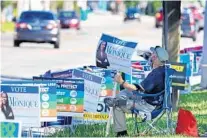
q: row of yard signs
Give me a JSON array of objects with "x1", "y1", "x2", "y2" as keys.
[
  {"x1": 0, "y1": 34, "x2": 138, "y2": 137},
  {"x1": 0, "y1": 34, "x2": 200, "y2": 137}
]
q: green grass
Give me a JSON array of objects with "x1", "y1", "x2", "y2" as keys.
[
  {"x1": 1, "y1": 22, "x2": 15, "y2": 32},
  {"x1": 49, "y1": 90, "x2": 207, "y2": 137}
]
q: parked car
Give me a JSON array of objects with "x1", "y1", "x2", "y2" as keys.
[
  {"x1": 58, "y1": 11, "x2": 80, "y2": 30},
  {"x1": 181, "y1": 9, "x2": 197, "y2": 41},
  {"x1": 155, "y1": 8, "x2": 163, "y2": 28},
  {"x1": 124, "y1": 7, "x2": 141, "y2": 22},
  {"x1": 14, "y1": 11, "x2": 60, "y2": 48}
]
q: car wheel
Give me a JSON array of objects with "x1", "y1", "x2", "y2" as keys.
[
  {"x1": 14, "y1": 40, "x2": 21, "y2": 47},
  {"x1": 54, "y1": 42, "x2": 59, "y2": 49},
  {"x1": 124, "y1": 18, "x2": 127, "y2": 22}
]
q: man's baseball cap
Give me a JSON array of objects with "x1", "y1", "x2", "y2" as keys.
[{"x1": 150, "y1": 46, "x2": 169, "y2": 62}]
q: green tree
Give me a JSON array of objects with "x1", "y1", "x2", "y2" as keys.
[
  {"x1": 152, "y1": 1, "x2": 162, "y2": 11},
  {"x1": 124, "y1": 1, "x2": 139, "y2": 8},
  {"x1": 56, "y1": 0, "x2": 64, "y2": 11},
  {"x1": 1, "y1": 1, "x2": 15, "y2": 11}
]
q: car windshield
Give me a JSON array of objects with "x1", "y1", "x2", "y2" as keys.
[
  {"x1": 20, "y1": 12, "x2": 54, "y2": 21},
  {"x1": 59, "y1": 11, "x2": 76, "y2": 18}
]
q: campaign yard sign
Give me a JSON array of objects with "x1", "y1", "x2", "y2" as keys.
[
  {"x1": 0, "y1": 84, "x2": 41, "y2": 127},
  {"x1": 33, "y1": 77, "x2": 85, "y2": 117},
  {"x1": 56, "y1": 79, "x2": 84, "y2": 117},
  {"x1": 0, "y1": 121, "x2": 22, "y2": 138},
  {"x1": 41, "y1": 69, "x2": 74, "y2": 79},
  {"x1": 170, "y1": 63, "x2": 188, "y2": 90},
  {"x1": 73, "y1": 69, "x2": 102, "y2": 112},
  {"x1": 96, "y1": 34, "x2": 138, "y2": 74},
  {"x1": 1, "y1": 81, "x2": 57, "y2": 122}
]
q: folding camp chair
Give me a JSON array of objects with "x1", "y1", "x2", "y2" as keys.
[{"x1": 131, "y1": 64, "x2": 176, "y2": 135}]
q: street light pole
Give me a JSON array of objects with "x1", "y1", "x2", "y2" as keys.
[{"x1": 201, "y1": 1, "x2": 207, "y2": 89}]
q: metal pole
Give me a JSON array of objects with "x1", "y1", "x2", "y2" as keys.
[
  {"x1": 201, "y1": 1, "x2": 207, "y2": 88},
  {"x1": 163, "y1": 1, "x2": 168, "y2": 51}
]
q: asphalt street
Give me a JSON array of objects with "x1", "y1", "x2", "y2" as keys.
[{"x1": 0, "y1": 13, "x2": 204, "y2": 78}]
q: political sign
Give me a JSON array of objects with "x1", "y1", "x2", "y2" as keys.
[
  {"x1": 170, "y1": 62, "x2": 188, "y2": 90},
  {"x1": 96, "y1": 34, "x2": 138, "y2": 74},
  {"x1": 1, "y1": 81, "x2": 57, "y2": 122},
  {"x1": 0, "y1": 84, "x2": 41, "y2": 127},
  {"x1": 33, "y1": 77, "x2": 84, "y2": 117},
  {"x1": 0, "y1": 120, "x2": 22, "y2": 138},
  {"x1": 73, "y1": 69, "x2": 102, "y2": 112},
  {"x1": 56, "y1": 80, "x2": 84, "y2": 117}
]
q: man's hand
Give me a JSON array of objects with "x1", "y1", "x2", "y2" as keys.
[{"x1": 114, "y1": 73, "x2": 124, "y2": 84}]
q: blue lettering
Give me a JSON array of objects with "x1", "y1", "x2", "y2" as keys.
[
  {"x1": 9, "y1": 97, "x2": 38, "y2": 108},
  {"x1": 106, "y1": 46, "x2": 131, "y2": 59}
]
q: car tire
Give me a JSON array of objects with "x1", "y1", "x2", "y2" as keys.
[
  {"x1": 124, "y1": 18, "x2": 127, "y2": 22},
  {"x1": 54, "y1": 42, "x2": 60, "y2": 49},
  {"x1": 14, "y1": 40, "x2": 21, "y2": 47}
]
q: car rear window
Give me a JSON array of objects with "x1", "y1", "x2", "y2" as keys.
[
  {"x1": 20, "y1": 12, "x2": 54, "y2": 21},
  {"x1": 59, "y1": 12, "x2": 76, "y2": 18}
]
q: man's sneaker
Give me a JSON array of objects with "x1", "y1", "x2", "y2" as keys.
[{"x1": 104, "y1": 98, "x2": 118, "y2": 107}]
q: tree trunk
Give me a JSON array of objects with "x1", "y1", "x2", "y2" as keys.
[{"x1": 163, "y1": 1, "x2": 181, "y2": 111}]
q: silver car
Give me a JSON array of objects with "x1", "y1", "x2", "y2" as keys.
[{"x1": 14, "y1": 11, "x2": 60, "y2": 49}]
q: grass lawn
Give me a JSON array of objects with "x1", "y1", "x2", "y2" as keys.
[
  {"x1": 50, "y1": 90, "x2": 207, "y2": 137},
  {"x1": 1, "y1": 22, "x2": 15, "y2": 32}
]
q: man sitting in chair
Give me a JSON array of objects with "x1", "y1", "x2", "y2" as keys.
[{"x1": 104, "y1": 46, "x2": 169, "y2": 137}]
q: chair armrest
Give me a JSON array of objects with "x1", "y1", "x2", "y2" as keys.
[{"x1": 134, "y1": 90, "x2": 165, "y2": 97}]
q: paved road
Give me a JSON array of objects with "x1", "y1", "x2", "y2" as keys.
[{"x1": 1, "y1": 13, "x2": 204, "y2": 78}]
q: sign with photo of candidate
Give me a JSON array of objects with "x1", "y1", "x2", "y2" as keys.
[
  {"x1": 96, "y1": 34, "x2": 138, "y2": 74},
  {"x1": 1, "y1": 81, "x2": 57, "y2": 122},
  {"x1": 0, "y1": 84, "x2": 41, "y2": 127}
]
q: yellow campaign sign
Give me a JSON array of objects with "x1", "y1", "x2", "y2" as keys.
[
  {"x1": 83, "y1": 112, "x2": 109, "y2": 120},
  {"x1": 171, "y1": 65, "x2": 184, "y2": 72}
]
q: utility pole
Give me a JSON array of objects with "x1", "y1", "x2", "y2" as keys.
[
  {"x1": 163, "y1": 1, "x2": 181, "y2": 110},
  {"x1": 201, "y1": 1, "x2": 207, "y2": 89}
]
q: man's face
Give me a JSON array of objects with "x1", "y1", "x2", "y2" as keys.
[{"x1": 150, "y1": 53, "x2": 159, "y2": 66}]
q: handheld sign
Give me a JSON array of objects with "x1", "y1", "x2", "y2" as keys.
[{"x1": 96, "y1": 34, "x2": 138, "y2": 74}]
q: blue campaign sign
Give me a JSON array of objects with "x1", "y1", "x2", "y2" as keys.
[
  {"x1": 73, "y1": 69, "x2": 102, "y2": 84},
  {"x1": 41, "y1": 69, "x2": 74, "y2": 79},
  {"x1": 0, "y1": 85, "x2": 41, "y2": 127},
  {"x1": 96, "y1": 34, "x2": 138, "y2": 74},
  {"x1": 180, "y1": 53, "x2": 193, "y2": 77},
  {"x1": 1, "y1": 81, "x2": 58, "y2": 122},
  {"x1": 1, "y1": 121, "x2": 22, "y2": 138}
]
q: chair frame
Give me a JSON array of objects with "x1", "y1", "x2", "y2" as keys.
[{"x1": 132, "y1": 64, "x2": 175, "y2": 135}]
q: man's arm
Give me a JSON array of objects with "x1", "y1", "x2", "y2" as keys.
[{"x1": 115, "y1": 73, "x2": 144, "y2": 92}]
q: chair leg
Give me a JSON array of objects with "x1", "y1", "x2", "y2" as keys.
[{"x1": 142, "y1": 111, "x2": 165, "y2": 134}]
